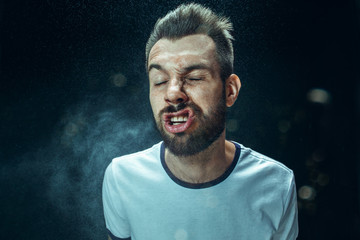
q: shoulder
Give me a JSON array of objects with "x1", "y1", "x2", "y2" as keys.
[
  {"x1": 236, "y1": 142, "x2": 293, "y2": 174},
  {"x1": 233, "y1": 142, "x2": 295, "y2": 189},
  {"x1": 243, "y1": 144, "x2": 292, "y2": 172},
  {"x1": 112, "y1": 141, "x2": 162, "y2": 165},
  {"x1": 232, "y1": 142, "x2": 296, "y2": 204},
  {"x1": 104, "y1": 142, "x2": 163, "y2": 180}
]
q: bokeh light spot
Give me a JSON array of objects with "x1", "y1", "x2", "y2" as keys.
[
  {"x1": 307, "y1": 88, "x2": 331, "y2": 104},
  {"x1": 278, "y1": 120, "x2": 291, "y2": 133},
  {"x1": 111, "y1": 73, "x2": 127, "y2": 87},
  {"x1": 226, "y1": 119, "x2": 239, "y2": 132},
  {"x1": 312, "y1": 150, "x2": 325, "y2": 162},
  {"x1": 65, "y1": 122, "x2": 79, "y2": 137},
  {"x1": 298, "y1": 185, "x2": 316, "y2": 200},
  {"x1": 60, "y1": 116, "x2": 86, "y2": 147},
  {"x1": 317, "y1": 173, "x2": 330, "y2": 186}
]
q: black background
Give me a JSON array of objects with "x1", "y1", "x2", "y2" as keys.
[{"x1": 1, "y1": 0, "x2": 359, "y2": 239}]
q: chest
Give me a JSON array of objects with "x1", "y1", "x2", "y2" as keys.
[{"x1": 121, "y1": 181, "x2": 282, "y2": 240}]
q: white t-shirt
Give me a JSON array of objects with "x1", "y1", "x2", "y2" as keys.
[{"x1": 103, "y1": 141, "x2": 298, "y2": 240}]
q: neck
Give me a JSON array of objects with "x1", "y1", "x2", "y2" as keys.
[{"x1": 165, "y1": 131, "x2": 235, "y2": 184}]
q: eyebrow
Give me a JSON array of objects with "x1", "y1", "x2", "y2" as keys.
[
  {"x1": 148, "y1": 63, "x2": 210, "y2": 73},
  {"x1": 148, "y1": 63, "x2": 162, "y2": 72}
]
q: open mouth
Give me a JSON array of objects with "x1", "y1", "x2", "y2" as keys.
[
  {"x1": 169, "y1": 115, "x2": 188, "y2": 125},
  {"x1": 163, "y1": 109, "x2": 194, "y2": 133}
]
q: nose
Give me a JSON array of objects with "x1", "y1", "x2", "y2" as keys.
[{"x1": 165, "y1": 79, "x2": 188, "y2": 106}]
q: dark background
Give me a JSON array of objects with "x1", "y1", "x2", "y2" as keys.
[{"x1": 1, "y1": 0, "x2": 359, "y2": 239}]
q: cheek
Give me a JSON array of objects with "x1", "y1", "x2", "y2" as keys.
[
  {"x1": 149, "y1": 92, "x2": 161, "y2": 115},
  {"x1": 192, "y1": 85, "x2": 221, "y2": 105}
]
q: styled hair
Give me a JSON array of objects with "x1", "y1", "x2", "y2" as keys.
[{"x1": 145, "y1": 3, "x2": 234, "y2": 82}]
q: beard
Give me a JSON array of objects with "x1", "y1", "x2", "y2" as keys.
[{"x1": 153, "y1": 90, "x2": 227, "y2": 156}]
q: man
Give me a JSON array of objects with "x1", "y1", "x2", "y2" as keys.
[{"x1": 103, "y1": 3, "x2": 298, "y2": 240}]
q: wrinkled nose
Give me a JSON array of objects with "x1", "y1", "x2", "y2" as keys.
[{"x1": 165, "y1": 79, "x2": 188, "y2": 106}]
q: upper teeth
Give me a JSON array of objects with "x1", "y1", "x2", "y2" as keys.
[{"x1": 171, "y1": 116, "x2": 188, "y2": 122}]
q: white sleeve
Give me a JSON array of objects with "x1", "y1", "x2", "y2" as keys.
[
  {"x1": 102, "y1": 162, "x2": 131, "y2": 239},
  {"x1": 272, "y1": 174, "x2": 299, "y2": 240}
]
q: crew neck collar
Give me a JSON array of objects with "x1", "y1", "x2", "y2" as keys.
[{"x1": 160, "y1": 141, "x2": 241, "y2": 189}]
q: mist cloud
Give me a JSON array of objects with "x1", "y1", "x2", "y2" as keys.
[{"x1": 1, "y1": 94, "x2": 158, "y2": 239}]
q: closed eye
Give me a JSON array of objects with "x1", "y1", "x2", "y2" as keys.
[
  {"x1": 155, "y1": 81, "x2": 167, "y2": 86},
  {"x1": 187, "y1": 77, "x2": 203, "y2": 81}
]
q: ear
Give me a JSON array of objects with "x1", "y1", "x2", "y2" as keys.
[{"x1": 225, "y1": 74, "x2": 241, "y2": 107}]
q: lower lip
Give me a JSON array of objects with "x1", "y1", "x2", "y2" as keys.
[{"x1": 164, "y1": 117, "x2": 194, "y2": 133}]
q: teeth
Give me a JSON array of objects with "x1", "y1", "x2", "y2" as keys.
[{"x1": 170, "y1": 116, "x2": 188, "y2": 123}]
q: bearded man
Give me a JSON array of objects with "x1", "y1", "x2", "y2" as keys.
[{"x1": 103, "y1": 3, "x2": 298, "y2": 240}]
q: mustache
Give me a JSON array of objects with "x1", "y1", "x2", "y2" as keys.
[{"x1": 159, "y1": 102, "x2": 202, "y2": 115}]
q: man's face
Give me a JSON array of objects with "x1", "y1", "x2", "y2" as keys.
[{"x1": 148, "y1": 34, "x2": 226, "y2": 156}]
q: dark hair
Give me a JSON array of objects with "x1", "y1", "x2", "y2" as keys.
[{"x1": 145, "y1": 3, "x2": 234, "y2": 82}]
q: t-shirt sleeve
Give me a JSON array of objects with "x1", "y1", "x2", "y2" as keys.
[
  {"x1": 273, "y1": 173, "x2": 299, "y2": 240},
  {"x1": 102, "y1": 162, "x2": 131, "y2": 239}
]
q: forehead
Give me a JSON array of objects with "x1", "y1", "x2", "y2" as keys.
[{"x1": 148, "y1": 34, "x2": 217, "y2": 69}]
